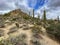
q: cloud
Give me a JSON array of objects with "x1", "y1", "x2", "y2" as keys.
[
  {"x1": 0, "y1": 0, "x2": 60, "y2": 19},
  {"x1": 28, "y1": 0, "x2": 47, "y2": 9},
  {"x1": 47, "y1": 0, "x2": 60, "y2": 19},
  {"x1": 48, "y1": 0, "x2": 60, "y2": 8},
  {"x1": 0, "y1": 0, "x2": 16, "y2": 11},
  {"x1": 0, "y1": 0, "x2": 46, "y2": 11},
  {"x1": 36, "y1": 0, "x2": 60, "y2": 19}
]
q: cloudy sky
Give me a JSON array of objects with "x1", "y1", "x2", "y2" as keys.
[{"x1": 0, "y1": 0, "x2": 60, "y2": 19}]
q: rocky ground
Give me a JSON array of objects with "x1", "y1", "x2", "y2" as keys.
[
  {"x1": 0, "y1": 9, "x2": 60, "y2": 45},
  {"x1": 0, "y1": 19, "x2": 60, "y2": 45}
]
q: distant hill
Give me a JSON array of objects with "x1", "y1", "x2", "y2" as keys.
[{"x1": 9, "y1": 9, "x2": 28, "y2": 16}]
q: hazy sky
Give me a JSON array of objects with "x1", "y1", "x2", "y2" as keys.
[{"x1": 0, "y1": 0, "x2": 60, "y2": 19}]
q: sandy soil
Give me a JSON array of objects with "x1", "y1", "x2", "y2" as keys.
[{"x1": 0, "y1": 23, "x2": 60, "y2": 45}]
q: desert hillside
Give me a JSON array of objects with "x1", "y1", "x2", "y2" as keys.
[{"x1": 0, "y1": 9, "x2": 60, "y2": 45}]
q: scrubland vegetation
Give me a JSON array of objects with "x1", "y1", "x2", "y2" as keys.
[{"x1": 0, "y1": 9, "x2": 60, "y2": 45}]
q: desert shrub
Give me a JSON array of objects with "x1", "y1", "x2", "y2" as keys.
[
  {"x1": 0, "y1": 23, "x2": 5, "y2": 28},
  {"x1": 46, "y1": 24, "x2": 55, "y2": 34},
  {"x1": 30, "y1": 39, "x2": 41, "y2": 45},
  {"x1": 23, "y1": 16, "x2": 30, "y2": 20},
  {"x1": 54, "y1": 23, "x2": 60, "y2": 40},
  {"x1": 46, "y1": 23, "x2": 60, "y2": 41},
  {"x1": 31, "y1": 26, "x2": 42, "y2": 39},
  {"x1": 3, "y1": 13, "x2": 10, "y2": 17},
  {"x1": 23, "y1": 16, "x2": 29, "y2": 20},
  {"x1": 23, "y1": 24, "x2": 27, "y2": 27},
  {"x1": 23, "y1": 27, "x2": 30, "y2": 30},
  {"x1": 0, "y1": 29, "x2": 4, "y2": 37},
  {"x1": 19, "y1": 24, "x2": 27, "y2": 29},
  {"x1": 12, "y1": 18, "x2": 17, "y2": 21},
  {"x1": 32, "y1": 33, "x2": 41, "y2": 39},
  {"x1": 15, "y1": 23, "x2": 19, "y2": 28},
  {"x1": 47, "y1": 20, "x2": 54, "y2": 24},
  {"x1": 0, "y1": 39, "x2": 4, "y2": 45},
  {"x1": 0, "y1": 34, "x2": 27, "y2": 45},
  {"x1": 10, "y1": 34, "x2": 27, "y2": 45},
  {"x1": 16, "y1": 33, "x2": 27, "y2": 41},
  {"x1": 31, "y1": 26, "x2": 41, "y2": 34},
  {"x1": 8, "y1": 26, "x2": 18, "y2": 34},
  {"x1": 23, "y1": 25, "x2": 30, "y2": 30},
  {"x1": 36, "y1": 22, "x2": 41, "y2": 25},
  {"x1": 5, "y1": 20, "x2": 12, "y2": 26},
  {"x1": 19, "y1": 26, "x2": 23, "y2": 28}
]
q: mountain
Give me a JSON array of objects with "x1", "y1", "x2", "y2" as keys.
[{"x1": 9, "y1": 9, "x2": 28, "y2": 16}]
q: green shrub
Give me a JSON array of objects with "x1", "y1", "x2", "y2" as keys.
[
  {"x1": 46, "y1": 23, "x2": 60, "y2": 41},
  {"x1": 31, "y1": 26, "x2": 41, "y2": 34},
  {"x1": 0, "y1": 29, "x2": 4, "y2": 37},
  {"x1": 30, "y1": 39, "x2": 41, "y2": 45},
  {"x1": 31, "y1": 25, "x2": 43, "y2": 40},
  {"x1": 0, "y1": 23, "x2": 5, "y2": 28},
  {"x1": 0, "y1": 34, "x2": 27, "y2": 45},
  {"x1": 8, "y1": 26, "x2": 18, "y2": 34},
  {"x1": 22, "y1": 25, "x2": 30, "y2": 30},
  {"x1": 15, "y1": 23, "x2": 19, "y2": 28}
]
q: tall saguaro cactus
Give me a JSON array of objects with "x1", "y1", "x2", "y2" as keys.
[
  {"x1": 37, "y1": 13, "x2": 40, "y2": 23},
  {"x1": 43, "y1": 9, "x2": 46, "y2": 21},
  {"x1": 29, "y1": 11, "x2": 30, "y2": 16},
  {"x1": 42, "y1": 9, "x2": 47, "y2": 28},
  {"x1": 38, "y1": 13, "x2": 40, "y2": 20},
  {"x1": 57, "y1": 16, "x2": 59, "y2": 22},
  {"x1": 32, "y1": 9, "x2": 35, "y2": 24},
  {"x1": 33, "y1": 9, "x2": 34, "y2": 18}
]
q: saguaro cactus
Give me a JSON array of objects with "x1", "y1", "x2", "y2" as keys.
[
  {"x1": 57, "y1": 16, "x2": 59, "y2": 22},
  {"x1": 32, "y1": 9, "x2": 35, "y2": 24},
  {"x1": 38, "y1": 13, "x2": 40, "y2": 20},
  {"x1": 42, "y1": 9, "x2": 47, "y2": 28},
  {"x1": 29, "y1": 11, "x2": 30, "y2": 16},
  {"x1": 42, "y1": 9, "x2": 47, "y2": 24},
  {"x1": 43, "y1": 9, "x2": 46, "y2": 21},
  {"x1": 33, "y1": 9, "x2": 34, "y2": 18}
]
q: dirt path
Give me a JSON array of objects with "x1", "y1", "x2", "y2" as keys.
[
  {"x1": 40, "y1": 34, "x2": 60, "y2": 45},
  {"x1": 0, "y1": 23, "x2": 60, "y2": 45},
  {"x1": 40, "y1": 27, "x2": 60, "y2": 45}
]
